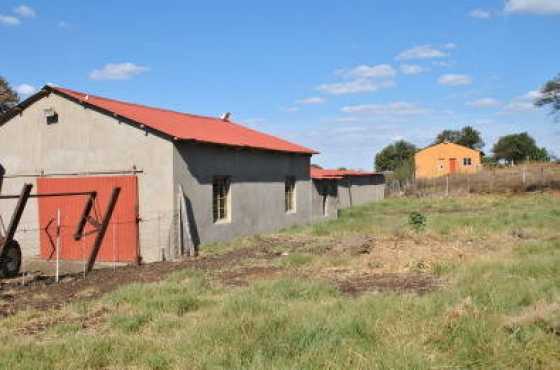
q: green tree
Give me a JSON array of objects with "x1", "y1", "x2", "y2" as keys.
[
  {"x1": 529, "y1": 147, "x2": 550, "y2": 162},
  {"x1": 434, "y1": 129, "x2": 461, "y2": 145},
  {"x1": 492, "y1": 132, "x2": 549, "y2": 164},
  {"x1": 434, "y1": 126, "x2": 484, "y2": 150},
  {"x1": 0, "y1": 76, "x2": 19, "y2": 114},
  {"x1": 375, "y1": 140, "x2": 417, "y2": 183},
  {"x1": 535, "y1": 74, "x2": 560, "y2": 120}
]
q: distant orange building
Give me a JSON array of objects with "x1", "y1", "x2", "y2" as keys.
[{"x1": 415, "y1": 142, "x2": 482, "y2": 179}]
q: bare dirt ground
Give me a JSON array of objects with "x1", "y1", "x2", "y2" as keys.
[{"x1": 0, "y1": 233, "x2": 458, "y2": 317}]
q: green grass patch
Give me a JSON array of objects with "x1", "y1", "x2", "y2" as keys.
[{"x1": 1, "y1": 194, "x2": 559, "y2": 369}]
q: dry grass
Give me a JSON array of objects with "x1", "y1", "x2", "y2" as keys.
[
  {"x1": 402, "y1": 163, "x2": 560, "y2": 197},
  {"x1": 0, "y1": 192, "x2": 559, "y2": 369}
]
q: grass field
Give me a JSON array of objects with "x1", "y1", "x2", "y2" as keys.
[{"x1": 1, "y1": 193, "x2": 559, "y2": 369}]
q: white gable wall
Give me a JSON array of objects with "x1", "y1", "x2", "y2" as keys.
[{"x1": 0, "y1": 92, "x2": 174, "y2": 262}]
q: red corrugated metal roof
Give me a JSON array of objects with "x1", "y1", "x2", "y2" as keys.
[
  {"x1": 310, "y1": 168, "x2": 344, "y2": 179},
  {"x1": 310, "y1": 167, "x2": 379, "y2": 180},
  {"x1": 48, "y1": 86, "x2": 318, "y2": 155}
]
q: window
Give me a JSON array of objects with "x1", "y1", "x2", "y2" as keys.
[
  {"x1": 285, "y1": 177, "x2": 296, "y2": 213},
  {"x1": 438, "y1": 158, "x2": 445, "y2": 170},
  {"x1": 213, "y1": 176, "x2": 230, "y2": 222},
  {"x1": 43, "y1": 108, "x2": 58, "y2": 125},
  {"x1": 463, "y1": 157, "x2": 472, "y2": 166}
]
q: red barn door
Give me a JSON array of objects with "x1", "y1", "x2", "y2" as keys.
[{"x1": 37, "y1": 176, "x2": 139, "y2": 263}]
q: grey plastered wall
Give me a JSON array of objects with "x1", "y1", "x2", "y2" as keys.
[
  {"x1": 311, "y1": 179, "x2": 338, "y2": 221},
  {"x1": 338, "y1": 175, "x2": 385, "y2": 209},
  {"x1": 173, "y1": 142, "x2": 312, "y2": 245},
  {"x1": 0, "y1": 92, "x2": 175, "y2": 262}
]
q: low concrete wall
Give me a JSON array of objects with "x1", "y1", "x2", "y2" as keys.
[
  {"x1": 311, "y1": 179, "x2": 338, "y2": 221},
  {"x1": 173, "y1": 142, "x2": 313, "y2": 245}
]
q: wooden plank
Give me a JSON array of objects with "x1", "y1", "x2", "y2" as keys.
[
  {"x1": 85, "y1": 187, "x2": 121, "y2": 273},
  {"x1": 179, "y1": 185, "x2": 196, "y2": 257}
]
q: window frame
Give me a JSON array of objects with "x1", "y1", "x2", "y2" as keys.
[
  {"x1": 463, "y1": 157, "x2": 472, "y2": 166},
  {"x1": 212, "y1": 176, "x2": 231, "y2": 223},
  {"x1": 285, "y1": 176, "x2": 297, "y2": 214}
]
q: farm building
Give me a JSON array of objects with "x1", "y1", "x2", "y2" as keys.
[
  {"x1": 0, "y1": 86, "x2": 385, "y2": 268},
  {"x1": 415, "y1": 142, "x2": 482, "y2": 179},
  {"x1": 310, "y1": 167, "x2": 385, "y2": 220},
  {"x1": 0, "y1": 86, "x2": 319, "y2": 264}
]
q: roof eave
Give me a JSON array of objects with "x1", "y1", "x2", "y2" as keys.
[{"x1": 2, "y1": 85, "x2": 319, "y2": 156}]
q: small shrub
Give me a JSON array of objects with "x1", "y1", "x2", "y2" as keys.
[
  {"x1": 409, "y1": 211, "x2": 427, "y2": 232},
  {"x1": 111, "y1": 313, "x2": 152, "y2": 333},
  {"x1": 280, "y1": 253, "x2": 313, "y2": 268}
]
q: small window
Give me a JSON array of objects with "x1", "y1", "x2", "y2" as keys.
[
  {"x1": 463, "y1": 157, "x2": 472, "y2": 166},
  {"x1": 213, "y1": 176, "x2": 230, "y2": 223},
  {"x1": 285, "y1": 177, "x2": 296, "y2": 213},
  {"x1": 438, "y1": 159, "x2": 445, "y2": 170},
  {"x1": 44, "y1": 108, "x2": 58, "y2": 125}
]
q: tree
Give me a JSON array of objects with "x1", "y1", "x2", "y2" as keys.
[
  {"x1": 434, "y1": 126, "x2": 484, "y2": 150},
  {"x1": 529, "y1": 147, "x2": 550, "y2": 162},
  {"x1": 492, "y1": 132, "x2": 549, "y2": 164},
  {"x1": 535, "y1": 74, "x2": 560, "y2": 120},
  {"x1": 0, "y1": 76, "x2": 19, "y2": 114},
  {"x1": 457, "y1": 126, "x2": 485, "y2": 150},
  {"x1": 374, "y1": 140, "x2": 417, "y2": 178},
  {"x1": 434, "y1": 129, "x2": 462, "y2": 145}
]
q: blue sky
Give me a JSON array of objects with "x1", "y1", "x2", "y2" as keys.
[{"x1": 1, "y1": 0, "x2": 559, "y2": 169}]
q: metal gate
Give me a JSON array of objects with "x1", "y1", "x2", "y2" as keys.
[{"x1": 37, "y1": 176, "x2": 139, "y2": 263}]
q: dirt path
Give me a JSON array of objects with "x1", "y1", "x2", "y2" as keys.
[
  {"x1": 0, "y1": 235, "x2": 444, "y2": 317},
  {"x1": 0, "y1": 245, "x2": 277, "y2": 317}
]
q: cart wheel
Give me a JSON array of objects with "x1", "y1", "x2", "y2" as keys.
[{"x1": 0, "y1": 240, "x2": 22, "y2": 278}]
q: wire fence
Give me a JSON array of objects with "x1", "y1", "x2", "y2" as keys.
[
  {"x1": 6, "y1": 209, "x2": 178, "y2": 273},
  {"x1": 386, "y1": 163, "x2": 560, "y2": 197}
]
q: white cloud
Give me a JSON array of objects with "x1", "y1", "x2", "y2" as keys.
[
  {"x1": 317, "y1": 79, "x2": 395, "y2": 95},
  {"x1": 14, "y1": 83, "x2": 37, "y2": 96},
  {"x1": 297, "y1": 97, "x2": 325, "y2": 105},
  {"x1": 502, "y1": 89, "x2": 543, "y2": 112},
  {"x1": 438, "y1": 74, "x2": 472, "y2": 86},
  {"x1": 338, "y1": 64, "x2": 397, "y2": 79},
  {"x1": 467, "y1": 98, "x2": 502, "y2": 108},
  {"x1": 400, "y1": 64, "x2": 428, "y2": 75},
  {"x1": 89, "y1": 62, "x2": 149, "y2": 80},
  {"x1": 13, "y1": 5, "x2": 36, "y2": 18},
  {"x1": 469, "y1": 9, "x2": 493, "y2": 18},
  {"x1": 285, "y1": 106, "x2": 300, "y2": 112},
  {"x1": 433, "y1": 60, "x2": 453, "y2": 67},
  {"x1": 504, "y1": 101, "x2": 535, "y2": 112},
  {"x1": 523, "y1": 90, "x2": 544, "y2": 100},
  {"x1": 0, "y1": 15, "x2": 20, "y2": 26},
  {"x1": 341, "y1": 102, "x2": 429, "y2": 116},
  {"x1": 505, "y1": 0, "x2": 560, "y2": 15},
  {"x1": 443, "y1": 43, "x2": 457, "y2": 49},
  {"x1": 396, "y1": 45, "x2": 448, "y2": 61}
]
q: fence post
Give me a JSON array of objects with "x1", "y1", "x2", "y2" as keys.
[
  {"x1": 55, "y1": 208, "x2": 61, "y2": 283},
  {"x1": 446, "y1": 175, "x2": 449, "y2": 197},
  {"x1": 112, "y1": 213, "x2": 117, "y2": 271}
]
